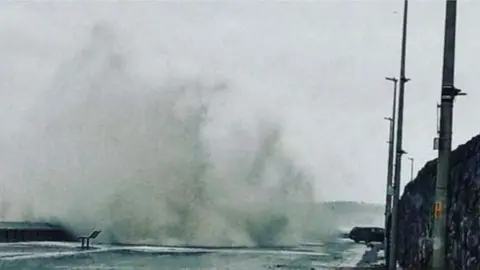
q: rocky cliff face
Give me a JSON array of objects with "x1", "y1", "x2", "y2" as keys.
[{"x1": 396, "y1": 134, "x2": 480, "y2": 269}]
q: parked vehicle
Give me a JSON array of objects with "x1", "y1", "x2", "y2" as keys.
[{"x1": 348, "y1": 226, "x2": 385, "y2": 244}]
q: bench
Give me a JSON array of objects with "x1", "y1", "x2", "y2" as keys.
[{"x1": 78, "y1": 230, "x2": 101, "y2": 249}]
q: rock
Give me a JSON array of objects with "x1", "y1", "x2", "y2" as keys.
[{"x1": 395, "y1": 134, "x2": 480, "y2": 268}]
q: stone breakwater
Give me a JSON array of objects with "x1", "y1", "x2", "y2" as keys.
[{"x1": 396, "y1": 134, "x2": 480, "y2": 269}]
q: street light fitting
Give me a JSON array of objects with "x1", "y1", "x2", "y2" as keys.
[{"x1": 385, "y1": 77, "x2": 398, "y2": 82}]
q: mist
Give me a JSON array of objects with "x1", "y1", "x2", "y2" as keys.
[
  {"x1": 0, "y1": 22, "x2": 340, "y2": 246},
  {"x1": 4, "y1": 0, "x2": 473, "y2": 246}
]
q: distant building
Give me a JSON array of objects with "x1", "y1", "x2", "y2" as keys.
[{"x1": 0, "y1": 221, "x2": 76, "y2": 242}]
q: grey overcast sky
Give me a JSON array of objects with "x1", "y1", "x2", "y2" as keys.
[{"x1": 0, "y1": 1, "x2": 479, "y2": 205}]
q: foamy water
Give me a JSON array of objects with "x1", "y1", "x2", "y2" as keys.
[{"x1": 0, "y1": 240, "x2": 369, "y2": 269}]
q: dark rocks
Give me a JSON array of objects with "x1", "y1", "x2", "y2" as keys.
[{"x1": 396, "y1": 134, "x2": 480, "y2": 269}]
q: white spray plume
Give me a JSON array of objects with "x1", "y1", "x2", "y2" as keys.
[{"x1": 0, "y1": 23, "x2": 338, "y2": 246}]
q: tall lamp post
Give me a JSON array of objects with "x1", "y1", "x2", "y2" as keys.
[
  {"x1": 431, "y1": 0, "x2": 465, "y2": 268},
  {"x1": 389, "y1": 0, "x2": 411, "y2": 268},
  {"x1": 383, "y1": 76, "x2": 398, "y2": 267}
]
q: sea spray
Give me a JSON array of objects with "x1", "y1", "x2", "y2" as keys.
[{"x1": 0, "y1": 23, "x2": 337, "y2": 246}]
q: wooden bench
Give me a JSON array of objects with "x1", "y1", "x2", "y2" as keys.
[{"x1": 78, "y1": 230, "x2": 101, "y2": 249}]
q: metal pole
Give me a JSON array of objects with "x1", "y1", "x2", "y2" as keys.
[
  {"x1": 431, "y1": 0, "x2": 465, "y2": 268},
  {"x1": 383, "y1": 77, "x2": 398, "y2": 268},
  {"x1": 388, "y1": 0, "x2": 410, "y2": 268},
  {"x1": 408, "y1": 157, "x2": 414, "y2": 182}
]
